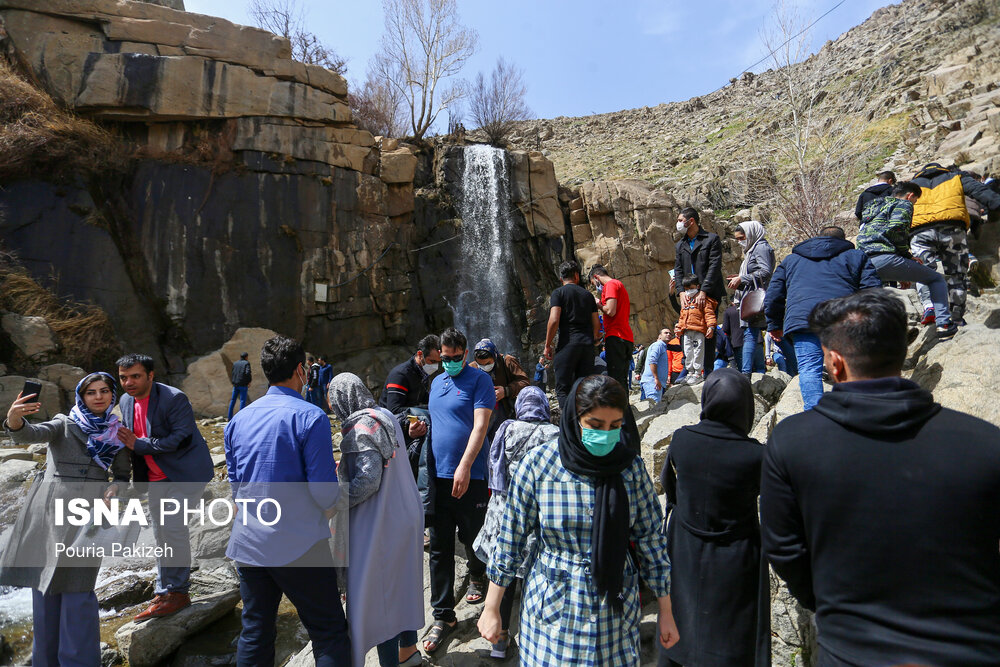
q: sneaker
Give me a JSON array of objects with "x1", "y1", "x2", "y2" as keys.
[
  {"x1": 689, "y1": 374, "x2": 704, "y2": 385},
  {"x1": 134, "y1": 592, "x2": 191, "y2": 620},
  {"x1": 920, "y1": 308, "x2": 935, "y2": 325},
  {"x1": 969, "y1": 254, "x2": 979, "y2": 270},
  {"x1": 936, "y1": 322, "x2": 959, "y2": 340}
]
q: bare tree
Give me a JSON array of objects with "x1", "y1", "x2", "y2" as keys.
[
  {"x1": 373, "y1": 0, "x2": 477, "y2": 140},
  {"x1": 468, "y1": 57, "x2": 532, "y2": 146},
  {"x1": 248, "y1": 0, "x2": 347, "y2": 74},
  {"x1": 751, "y1": 0, "x2": 882, "y2": 242},
  {"x1": 349, "y1": 65, "x2": 407, "y2": 138}
]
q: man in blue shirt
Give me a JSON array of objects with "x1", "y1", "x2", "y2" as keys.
[
  {"x1": 640, "y1": 327, "x2": 673, "y2": 403},
  {"x1": 224, "y1": 335, "x2": 350, "y2": 667},
  {"x1": 423, "y1": 328, "x2": 494, "y2": 653}
]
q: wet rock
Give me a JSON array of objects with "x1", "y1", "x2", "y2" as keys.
[
  {"x1": 96, "y1": 574, "x2": 155, "y2": 611},
  {"x1": 0, "y1": 448, "x2": 33, "y2": 463},
  {"x1": 115, "y1": 589, "x2": 242, "y2": 667},
  {"x1": 1, "y1": 313, "x2": 57, "y2": 360}
]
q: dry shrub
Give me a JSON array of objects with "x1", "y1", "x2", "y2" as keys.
[
  {"x1": 0, "y1": 61, "x2": 122, "y2": 181},
  {"x1": 0, "y1": 266, "x2": 122, "y2": 370}
]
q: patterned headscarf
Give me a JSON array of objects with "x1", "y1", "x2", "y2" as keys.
[
  {"x1": 328, "y1": 373, "x2": 395, "y2": 460},
  {"x1": 488, "y1": 386, "x2": 551, "y2": 493},
  {"x1": 474, "y1": 338, "x2": 500, "y2": 361},
  {"x1": 69, "y1": 372, "x2": 123, "y2": 470}
]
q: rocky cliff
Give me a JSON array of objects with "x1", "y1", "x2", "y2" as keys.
[{"x1": 0, "y1": 0, "x2": 566, "y2": 407}]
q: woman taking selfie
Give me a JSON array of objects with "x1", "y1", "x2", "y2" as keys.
[
  {"x1": 478, "y1": 375, "x2": 679, "y2": 665},
  {"x1": 0, "y1": 372, "x2": 129, "y2": 667}
]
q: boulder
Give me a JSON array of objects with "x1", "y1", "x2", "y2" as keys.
[
  {"x1": 910, "y1": 323, "x2": 1000, "y2": 424},
  {"x1": 0, "y1": 458, "x2": 38, "y2": 487},
  {"x1": 115, "y1": 589, "x2": 241, "y2": 667},
  {"x1": 379, "y1": 148, "x2": 418, "y2": 184},
  {"x1": 181, "y1": 328, "x2": 277, "y2": 418},
  {"x1": 526, "y1": 152, "x2": 565, "y2": 238},
  {"x1": 96, "y1": 574, "x2": 155, "y2": 611},
  {"x1": 640, "y1": 399, "x2": 702, "y2": 490},
  {"x1": 37, "y1": 364, "x2": 87, "y2": 394},
  {"x1": 1, "y1": 313, "x2": 57, "y2": 360},
  {"x1": 751, "y1": 371, "x2": 790, "y2": 406},
  {"x1": 770, "y1": 569, "x2": 817, "y2": 667},
  {"x1": 772, "y1": 375, "x2": 832, "y2": 425},
  {"x1": 0, "y1": 376, "x2": 64, "y2": 420}
]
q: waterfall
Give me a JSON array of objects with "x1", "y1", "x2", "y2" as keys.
[{"x1": 452, "y1": 145, "x2": 520, "y2": 355}]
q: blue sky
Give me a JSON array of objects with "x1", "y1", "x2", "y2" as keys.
[{"x1": 184, "y1": 0, "x2": 895, "y2": 120}]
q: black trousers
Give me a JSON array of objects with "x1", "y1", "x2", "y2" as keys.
[
  {"x1": 702, "y1": 303, "x2": 720, "y2": 376},
  {"x1": 604, "y1": 335, "x2": 634, "y2": 389},
  {"x1": 554, "y1": 342, "x2": 595, "y2": 409},
  {"x1": 428, "y1": 478, "x2": 488, "y2": 622},
  {"x1": 236, "y1": 540, "x2": 351, "y2": 667}
]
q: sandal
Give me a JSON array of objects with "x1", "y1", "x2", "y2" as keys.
[
  {"x1": 422, "y1": 619, "x2": 454, "y2": 653},
  {"x1": 466, "y1": 576, "x2": 487, "y2": 604}
]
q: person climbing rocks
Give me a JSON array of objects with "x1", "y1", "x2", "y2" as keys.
[{"x1": 854, "y1": 170, "x2": 896, "y2": 220}]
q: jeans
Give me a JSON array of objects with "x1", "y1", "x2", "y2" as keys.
[
  {"x1": 32, "y1": 590, "x2": 100, "y2": 667},
  {"x1": 428, "y1": 478, "x2": 488, "y2": 623},
  {"x1": 772, "y1": 349, "x2": 788, "y2": 373},
  {"x1": 553, "y1": 342, "x2": 595, "y2": 409},
  {"x1": 375, "y1": 630, "x2": 419, "y2": 667},
  {"x1": 228, "y1": 385, "x2": 249, "y2": 419},
  {"x1": 640, "y1": 379, "x2": 663, "y2": 403},
  {"x1": 869, "y1": 253, "x2": 951, "y2": 325},
  {"x1": 236, "y1": 539, "x2": 351, "y2": 667},
  {"x1": 604, "y1": 336, "x2": 634, "y2": 389},
  {"x1": 149, "y1": 481, "x2": 202, "y2": 595},
  {"x1": 713, "y1": 358, "x2": 728, "y2": 371},
  {"x1": 791, "y1": 332, "x2": 824, "y2": 410}
]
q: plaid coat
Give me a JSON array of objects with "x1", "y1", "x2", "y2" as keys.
[{"x1": 487, "y1": 441, "x2": 671, "y2": 666}]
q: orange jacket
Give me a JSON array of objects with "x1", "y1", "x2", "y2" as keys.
[
  {"x1": 667, "y1": 337, "x2": 684, "y2": 374},
  {"x1": 678, "y1": 295, "x2": 718, "y2": 335}
]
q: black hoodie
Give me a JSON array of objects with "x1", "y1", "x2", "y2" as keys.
[
  {"x1": 761, "y1": 377, "x2": 1000, "y2": 666},
  {"x1": 854, "y1": 182, "x2": 894, "y2": 220}
]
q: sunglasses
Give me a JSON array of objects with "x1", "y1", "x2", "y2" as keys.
[
  {"x1": 474, "y1": 352, "x2": 494, "y2": 360},
  {"x1": 441, "y1": 354, "x2": 464, "y2": 363}
]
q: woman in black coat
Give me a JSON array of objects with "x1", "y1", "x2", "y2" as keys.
[{"x1": 657, "y1": 368, "x2": 770, "y2": 667}]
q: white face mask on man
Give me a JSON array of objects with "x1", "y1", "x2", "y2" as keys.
[
  {"x1": 479, "y1": 362, "x2": 495, "y2": 373},
  {"x1": 676, "y1": 220, "x2": 687, "y2": 232},
  {"x1": 738, "y1": 239, "x2": 748, "y2": 250},
  {"x1": 423, "y1": 362, "x2": 439, "y2": 375}
]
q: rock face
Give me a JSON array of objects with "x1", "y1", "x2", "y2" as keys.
[
  {"x1": 0, "y1": 2, "x2": 567, "y2": 386},
  {"x1": 0, "y1": 375, "x2": 64, "y2": 420},
  {"x1": 1, "y1": 313, "x2": 57, "y2": 361},
  {"x1": 114, "y1": 588, "x2": 241, "y2": 667}
]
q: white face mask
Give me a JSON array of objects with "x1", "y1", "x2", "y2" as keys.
[
  {"x1": 685, "y1": 288, "x2": 698, "y2": 298},
  {"x1": 676, "y1": 220, "x2": 687, "y2": 232},
  {"x1": 423, "y1": 362, "x2": 439, "y2": 375},
  {"x1": 480, "y1": 362, "x2": 495, "y2": 373},
  {"x1": 738, "y1": 239, "x2": 748, "y2": 250}
]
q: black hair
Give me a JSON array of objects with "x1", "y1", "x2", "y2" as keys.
[
  {"x1": 77, "y1": 372, "x2": 113, "y2": 398},
  {"x1": 240, "y1": 352, "x2": 249, "y2": 360},
  {"x1": 877, "y1": 170, "x2": 896, "y2": 182},
  {"x1": 892, "y1": 181, "x2": 922, "y2": 199},
  {"x1": 574, "y1": 375, "x2": 629, "y2": 418},
  {"x1": 680, "y1": 207, "x2": 700, "y2": 224},
  {"x1": 116, "y1": 353, "x2": 154, "y2": 373},
  {"x1": 820, "y1": 226, "x2": 846, "y2": 240},
  {"x1": 559, "y1": 260, "x2": 581, "y2": 280},
  {"x1": 418, "y1": 334, "x2": 440, "y2": 356},
  {"x1": 808, "y1": 289, "x2": 907, "y2": 378},
  {"x1": 307, "y1": 356, "x2": 315, "y2": 363},
  {"x1": 588, "y1": 264, "x2": 610, "y2": 280},
  {"x1": 261, "y1": 335, "x2": 306, "y2": 384},
  {"x1": 681, "y1": 273, "x2": 700, "y2": 289},
  {"x1": 439, "y1": 327, "x2": 467, "y2": 352}
]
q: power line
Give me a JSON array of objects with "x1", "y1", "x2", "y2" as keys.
[{"x1": 739, "y1": 0, "x2": 848, "y2": 77}]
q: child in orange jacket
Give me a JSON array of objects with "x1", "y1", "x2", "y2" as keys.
[{"x1": 677, "y1": 274, "x2": 717, "y2": 385}]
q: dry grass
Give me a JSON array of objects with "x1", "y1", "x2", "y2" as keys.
[
  {"x1": 0, "y1": 61, "x2": 122, "y2": 181},
  {"x1": 0, "y1": 262, "x2": 122, "y2": 370}
]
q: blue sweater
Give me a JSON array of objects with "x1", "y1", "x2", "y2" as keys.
[{"x1": 764, "y1": 237, "x2": 882, "y2": 334}]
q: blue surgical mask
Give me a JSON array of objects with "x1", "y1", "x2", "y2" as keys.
[
  {"x1": 442, "y1": 360, "x2": 464, "y2": 376},
  {"x1": 581, "y1": 427, "x2": 621, "y2": 456}
]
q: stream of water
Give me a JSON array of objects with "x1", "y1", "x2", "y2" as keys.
[{"x1": 451, "y1": 144, "x2": 520, "y2": 356}]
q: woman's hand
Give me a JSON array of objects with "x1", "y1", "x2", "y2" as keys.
[
  {"x1": 658, "y1": 595, "x2": 680, "y2": 649},
  {"x1": 727, "y1": 276, "x2": 742, "y2": 289},
  {"x1": 408, "y1": 419, "x2": 427, "y2": 438},
  {"x1": 478, "y1": 605, "x2": 503, "y2": 644},
  {"x1": 7, "y1": 392, "x2": 41, "y2": 431}
]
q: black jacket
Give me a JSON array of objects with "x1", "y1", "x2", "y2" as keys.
[
  {"x1": 378, "y1": 357, "x2": 431, "y2": 413},
  {"x1": 230, "y1": 359, "x2": 252, "y2": 387},
  {"x1": 854, "y1": 182, "x2": 893, "y2": 220},
  {"x1": 674, "y1": 229, "x2": 725, "y2": 301},
  {"x1": 761, "y1": 377, "x2": 1000, "y2": 666}
]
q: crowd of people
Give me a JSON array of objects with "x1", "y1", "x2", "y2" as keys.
[{"x1": 1, "y1": 162, "x2": 1000, "y2": 666}]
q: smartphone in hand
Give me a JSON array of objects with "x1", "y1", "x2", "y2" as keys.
[{"x1": 21, "y1": 380, "x2": 42, "y2": 400}]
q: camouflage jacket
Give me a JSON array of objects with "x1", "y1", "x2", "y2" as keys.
[{"x1": 857, "y1": 196, "x2": 913, "y2": 258}]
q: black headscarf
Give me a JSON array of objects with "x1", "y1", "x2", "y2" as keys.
[
  {"x1": 699, "y1": 367, "x2": 755, "y2": 435},
  {"x1": 557, "y1": 377, "x2": 641, "y2": 614}
]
